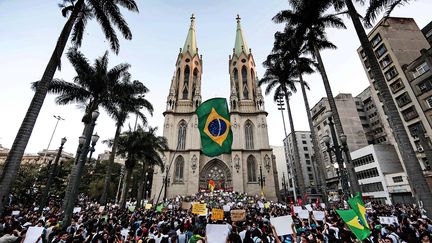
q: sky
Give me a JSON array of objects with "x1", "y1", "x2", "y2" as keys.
[{"x1": 0, "y1": 0, "x2": 431, "y2": 157}]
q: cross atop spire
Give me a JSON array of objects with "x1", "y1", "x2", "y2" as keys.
[
  {"x1": 234, "y1": 14, "x2": 250, "y2": 57},
  {"x1": 182, "y1": 14, "x2": 198, "y2": 56}
]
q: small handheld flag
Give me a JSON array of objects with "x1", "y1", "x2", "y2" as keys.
[
  {"x1": 336, "y1": 193, "x2": 371, "y2": 240},
  {"x1": 208, "y1": 180, "x2": 215, "y2": 192},
  {"x1": 196, "y1": 98, "x2": 233, "y2": 157}
]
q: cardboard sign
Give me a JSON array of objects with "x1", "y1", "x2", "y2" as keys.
[
  {"x1": 304, "y1": 204, "x2": 313, "y2": 212},
  {"x1": 192, "y1": 203, "x2": 207, "y2": 215},
  {"x1": 182, "y1": 202, "x2": 192, "y2": 210},
  {"x1": 206, "y1": 224, "x2": 229, "y2": 243},
  {"x1": 298, "y1": 209, "x2": 310, "y2": 219},
  {"x1": 379, "y1": 216, "x2": 398, "y2": 225},
  {"x1": 293, "y1": 206, "x2": 302, "y2": 214},
  {"x1": 230, "y1": 210, "x2": 246, "y2": 222},
  {"x1": 11, "y1": 210, "x2": 20, "y2": 216},
  {"x1": 270, "y1": 216, "x2": 294, "y2": 236},
  {"x1": 145, "y1": 204, "x2": 152, "y2": 210},
  {"x1": 313, "y1": 211, "x2": 325, "y2": 221},
  {"x1": 23, "y1": 226, "x2": 44, "y2": 243},
  {"x1": 211, "y1": 208, "x2": 224, "y2": 221},
  {"x1": 73, "y1": 207, "x2": 81, "y2": 214},
  {"x1": 223, "y1": 205, "x2": 231, "y2": 212}
]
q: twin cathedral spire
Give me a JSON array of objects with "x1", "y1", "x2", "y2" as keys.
[{"x1": 166, "y1": 14, "x2": 265, "y2": 113}]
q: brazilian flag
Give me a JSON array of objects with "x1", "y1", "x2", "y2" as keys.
[
  {"x1": 336, "y1": 209, "x2": 371, "y2": 240},
  {"x1": 196, "y1": 98, "x2": 233, "y2": 157}
]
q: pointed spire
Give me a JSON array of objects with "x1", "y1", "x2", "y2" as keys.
[
  {"x1": 234, "y1": 14, "x2": 250, "y2": 57},
  {"x1": 182, "y1": 14, "x2": 198, "y2": 56}
]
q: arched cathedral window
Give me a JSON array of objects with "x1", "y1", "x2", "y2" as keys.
[
  {"x1": 177, "y1": 120, "x2": 187, "y2": 150},
  {"x1": 183, "y1": 65, "x2": 190, "y2": 99},
  {"x1": 233, "y1": 68, "x2": 240, "y2": 98},
  {"x1": 174, "y1": 156, "x2": 184, "y2": 183},
  {"x1": 192, "y1": 68, "x2": 198, "y2": 95},
  {"x1": 245, "y1": 120, "x2": 254, "y2": 149},
  {"x1": 242, "y1": 66, "x2": 249, "y2": 99},
  {"x1": 247, "y1": 156, "x2": 257, "y2": 182}
]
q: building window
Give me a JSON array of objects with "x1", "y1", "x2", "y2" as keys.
[
  {"x1": 352, "y1": 154, "x2": 375, "y2": 167},
  {"x1": 375, "y1": 44, "x2": 387, "y2": 58},
  {"x1": 390, "y1": 79, "x2": 404, "y2": 93},
  {"x1": 413, "y1": 62, "x2": 430, "y2": 79},
  {"x1": 174, "y1": 156, "x2": 184, "y2": 183},
  {"x1": 392, "y1": 176, "x2": 403, "y2": 183},
  {"x1": 418, "y1": 79, "x2": 432, "y2": 93},
  {"x1": 426, "y1": 96, "x2": 432, "y2": 108},
  {"x1": 303, "y1": 147, "x2": 308, "y2": 151},
  {"x1": 384, "y1": 66, "x2": 398, "y2": 81},
  {"x1": 401, "y1": 106, "x2": 419, "y2": 121},
  {"x1": 306, "y1": 159, "x2": 311, "y2": 165},
  {"x1": 177, "y1": 120, "x2": 187, "y2": 150},
  {"x1": 371, "y1": 34, "x2": 382, "y2": 47},
  {"x1": 302, "y1": 140, "x2": 307, "y2": 144},
  {"x1": 242, "y1": 66, "x2": 249, "y2": 99},
  {"x1": 361, "y1": 182, "x2": 384, "y2": 192},
  {"x1": 395, "y1": 92, "x2": 411, "y2": 107},
  {"x1": 247, "y1": 156, "x2": 257, "y2": 182},
  {"x1": 380, "y1": 55, "x2": 392, "y2": 69},
  {"x1": 305, "y1": 154, "x2": 310, "y2": 159},
  {"x1": 245, "y1": 120, "x2": 254, "y2": 149},
  {"x1": 360, "y1": 50, "x2": 366, "y2": 59},
  {"x1": 356, "y1": 167, "x2": 380, "y2": 180},
  {"x1": 308, "y1": 174, "x2": 314, "y2": 180},
  {"x1": 307, "y1": 167, "x2": 312, "y2": 172}
]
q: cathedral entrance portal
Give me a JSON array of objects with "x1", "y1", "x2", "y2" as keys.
[{"x1": 199, "y1": 159, "x2": 233, "y2": 192}]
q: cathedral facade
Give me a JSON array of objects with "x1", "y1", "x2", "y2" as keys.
[{"x1": 151, "y1": 15, "x2": 278, "y2": 201}]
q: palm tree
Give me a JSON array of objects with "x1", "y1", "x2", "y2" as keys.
[
  {"x1": 99, "y1": 81, "x2": 153, "y2": 206},
  {"x1": 327, "y1": 0, "x2": 432, "y2": 217},
  {"x1": 116, "y1": 126, "x2": 167, "y2": 209},
  {"x1": 34, "y1": 49, "x2": 137, "y2": 226},
  {"x1": 273, "y1": 0, "x2": 362, "y2": 195},
  {"x1": 0, "y1": 0, "x2": 139, "y2": 213},
  {"x1": 259, "y1": 53, "x2": 306, "y2": 198},
  {"x1": 274, "y1": 29, "x2": 328, "y2": 198}
]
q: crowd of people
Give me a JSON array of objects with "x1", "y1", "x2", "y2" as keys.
[{"x1": 0, "y1": 191, "x2": 431, "y2": 243}]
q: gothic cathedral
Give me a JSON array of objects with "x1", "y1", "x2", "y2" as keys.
[{"x1": 151, "y1": 15, "x2": 278, "y2": 201}]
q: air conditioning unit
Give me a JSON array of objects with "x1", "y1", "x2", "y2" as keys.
[{"x1": 417, "y1": 146, "x2": 424, "y2": 152}]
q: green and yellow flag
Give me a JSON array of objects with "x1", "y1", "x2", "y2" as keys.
[
  {"x1": 348, "y1": 193, "x2": 369, "y2": 230},
  {"x1": 336, "y1": 209, "x2": 371, "y2": 240},
  {"x1": 196, "y1": 98, "x2": 233, "y2": 157}
]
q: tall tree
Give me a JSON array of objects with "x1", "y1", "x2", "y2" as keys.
[
  {"x1": 33, "y1": 49, "x2": 138, "y2": 226},
  {"x1": 116, "y1": 126, "x2": 167, "y2": 208},
  {"x1": 259, "y1": 53, "x2": 306, "y2": 198},
  {"x1": 273, "y1": 29, "x2": 328, "y2": 198},
  {"x1": 273, "y1": 0, "x2": 362, "y2": 195},
  {"x1": 99, "y1": 81, "x2": 153, "y2": 206},
  {"x1": 0, "y1": 0, "x2": 139, "y2": 213},
  {"x1": 329, "y1": 0, "x2": 432, "y2": 217}
]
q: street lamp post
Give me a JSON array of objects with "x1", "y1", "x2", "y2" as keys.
[
  {"x1": 322, "y1": 112, "x2": 351, "y2": 199},
  {"x1": 258, "y1": 165, "x2": 266, "y2": 192},
  {"x1": 87, "y1": 133, "x2": 100, "y2": 160},
  {"x1": 163, "y1": 173, "x2": 171, "y2": 201},
  {"x1": 41, "y1": 115, "x2": 65, "y2": 163},
  {"x1": 39, "y1": 137, "x2": 67, "y2": 214},
  {"x1": 63, "y1": 110, "x2": 100, "y2": 227},
  {"x1": 282, "y1": 172, "x2": 288, "y2": 202}
]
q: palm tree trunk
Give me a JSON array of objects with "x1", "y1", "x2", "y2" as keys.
[
  {"x1": 312, "y1": 42, "x2": 361, "y2": 195},
  {"x1": 0, "y1": 0, "x2": 85, "y2": 214},
  {"x1": 283, "y1": 89, "x2": 306, "y2": 198},
  {"x1": 119, "y1": 165, "x2": 133, "y2": 209},
  {"x1": 99, "y1": 123, "x2": 122, "y2": 206},
  {"x1": 63, "y1": 117, "x2": 96, "y2": 228},
  {"x1": 298, "y1": 75, "x2": 327, "y2": 202},
  {"x1": 135, "y1": 164, "x2": 146, "y2": 208},
  {"x1": 344, "y1": 0, "x2": 432, "y2": 217}
]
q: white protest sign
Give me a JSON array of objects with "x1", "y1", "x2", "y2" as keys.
[
  {"x1": 98, "y1": 206, "x2": 105, "y2": 213},
  {"x1": 270, "y1": 215, "x2": 293, "y2": 236},
  {"x1": 379, "y1": 216, "x2": 398, "y2": 225},
  {"x1": 313, "y1": 211, "x2": 325, "y2": 221},
  {"x1": 223, "y1": 205, "x2": 231, "y2": 212},
  {"x1": 12, "y1": 210, "x2": 20, "y2": 216},
  {"x1": 23, "y1": 226, "x2": 44, "y2": 243},
  {"x1": 298, "y1": 209, "x2": 310, "y2": 219},
  {"x1": 304, "y1": 204, "x2": 313, "y2": 212},
  {"x1": 293, "y1": 206, "x2": 302, "y2": 214},
  {"x1": 121, "y1": 229, "x2": 129, "y2": 241},
  {"x1": 320, "y1": 203, "x2": 326, "y2": 208},
  {"x1": 206, "y1": 224, "x2": 229, "y2": 243},
  {"x1": 258, "y1": 202, "x2": 264, "y2": 209},
  {"x1": 73, "y1": 207, "x2": 81, "y2": 214}
]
